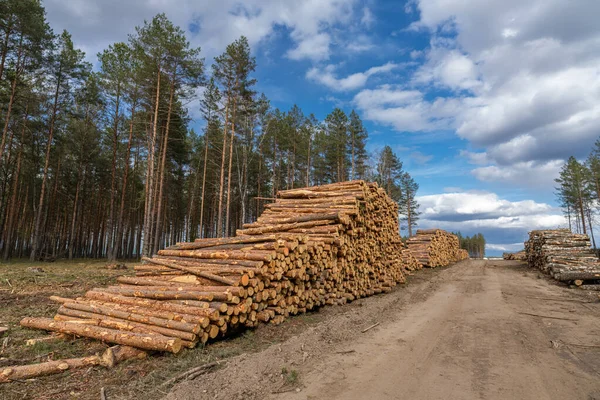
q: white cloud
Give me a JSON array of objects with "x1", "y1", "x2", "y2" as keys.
[
  {"x1": 355, "y1": 0, "x2": 600, "y2": 186},
  {"x1": 44, "y1": 0, "x2": 359, "y2": 62},
  {"x1": 460, "y1": 150, "x2": 489, "y2": 165},
  {"x1": 471, "y1": 160, "x2": 564, "y2": 188},
  {"x1": 418, "y1": 192, "x2": 553, "y2": 221},
  {"x1": 307, "y1": 62, "x2": 399, "y2": 92},
  {"x1": 502, "y1": 28, "x2": 518, "y2": 39},
  {"x1": 487, "y1": 243, "x2": 524, "y2": 252},
  {"x1": 352, "y1": 85, "x2": 459, "y2": 131},
  {"x1": 287, "y1": 33, "x2": 332, "y2": 61},
  {"x1": 361, "y1": 7, "x2": 375, "y2": 28},
  {"x1": 346, "y1": 34, "x2": 375, "y2": 53},
  {"x1": 410, "y1": 151, "x2": 433, "y2": 165},
  {"x1": 416, "y1": 191, "x2": 566, "y2": 249},
  {"x1": 414, "y1": 49, "x2": 482, "y2": 91}
]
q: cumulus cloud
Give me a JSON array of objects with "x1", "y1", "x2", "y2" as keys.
[
  {"x1": 44, "y1": 0, "x2": 359, "y2": 62},
  {"x1": 307, "y1": 62, "x2": 399, "y2": 92},
  {"x1": 416, "y1": 191, "x2": 566, "y2": 248},
  {"x1": 352, "y1": 85, "x2": 460, "y2": 131},
  {"x1": 354, "y1": 0, "x2": 600, "y2": 186},
  {"x1": 471, "y1": 160, "x2": 564, "y2": 188},
  {"x1": 487, "y1": 243, "x2": 525, "y2": 252},
  {"x1": 413, "y1": 49, "x2": 482, "y2": 92},
  {"x1": 418, "y1": 192, "x2": 553, "y2": 222}
]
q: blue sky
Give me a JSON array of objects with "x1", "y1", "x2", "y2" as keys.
[{"x1": 43, "y1": 0, "x2": 600, "y2": 255}]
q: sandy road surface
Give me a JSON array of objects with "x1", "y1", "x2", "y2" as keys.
[{"x1": 167, "y1": 260, "x2": 600, "y2": 400}]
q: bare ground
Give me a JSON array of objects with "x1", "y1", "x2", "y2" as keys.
[{"x1": 166, "y1": 260, "x2": 600, "y2": 400}]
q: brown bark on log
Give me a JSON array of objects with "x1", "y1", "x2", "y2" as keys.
[
  {"x1": 0, "y1": 345, "x2": 144, "y2": 384},
  {"x1": 56, "y1": 307, "x2": 197, "y2": 341},
  {"x1": 85, "y1": 290, "x2": 218, "y2": 319},
  {"x1": 20, "y1": 318, "x2": 182, "y2": 353},
  {"x1": 142, "y1": 257, "x2": 236, "y2": 285},
  {"x1": 156, "y1": 250, "x2": 274, "y2": 262},
  {"x1": 100, "y1": 287, "x2": 221, "y2": 302},
  {"x1": 60, "y1": 302, "x2": 202, "y2": 334}
]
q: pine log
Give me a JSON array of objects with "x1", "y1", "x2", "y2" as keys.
[
  {"x1": 85, "y1": 290, "x2": 219, "y2": 319},
  {"x1": 0, "y1": 345, "x2": 144, "y2": 384},
  {"x1": 142, "y1": 257, "x2": 236, "y2": 286},
  {"x1": 55, "y1": 307, "x2": 197, "y2": 341},
  {"x1": 20, "y1": 318, "x2": 182, "y2": 353},
  {"x1": 60, "y1": 302, "x2": 202, "y2": 334}
]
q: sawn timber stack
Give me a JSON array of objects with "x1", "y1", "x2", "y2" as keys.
[
  {"x1": 525, "y1": 229, "x2": 600, "y2": 285},
  {"x1": 406, "y1": 229, "x2": 467, "y2": 267},
  {"x1": 21, "y1": 181, "x2": 418, "y2": 354}
]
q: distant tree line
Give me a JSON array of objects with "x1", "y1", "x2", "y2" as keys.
[
  {"x1": 454, "y1": 232, "x2": 486, "y2": 258},
  {"x1": 0, "y1": 1, "x2": 420, "y2": 261},
  {"x1": 555, "y1": 139, "x2": 600, "y2": 248}
]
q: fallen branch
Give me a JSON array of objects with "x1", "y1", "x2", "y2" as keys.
[
  {"x1": 561, "y1": 341, "x2": 600, "y2": 349},
  {"x1": 161, "y1": 360, "x2": 223, "y2": 387},
  {"x1": 518, "y1": 312, "x2": 578, "y2": 321},
  {"x1": 361, "y1": 322, "x2": 380, "y2": 333},
  {"x1": 271, "y1": 386, "x2": 299, "y2": 394},
  {"x1": 504, "y1": 292, "x2": 594, "y2": 303}
]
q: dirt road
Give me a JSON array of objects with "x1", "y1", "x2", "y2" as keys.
[{"x1": 166, "y1": 260, "x2": 600, "y2": 400}]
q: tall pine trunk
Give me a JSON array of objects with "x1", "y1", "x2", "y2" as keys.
[
  {"x1": 216, "y1": 102, "x2": 229, "y2": 237},
  {"x1": 577, "y1": 182, "x2": 587, "y2": 235},
  {"x1": 107, "y1": 82, "x2": 122, "y2": 260},
  {"x1": 306, "y1": 133, "x2": 311, "y2": 187},
  {"x1": 198, "y1": 124, "x2": 210, "y2": 238},
  {"x1": 31, "y1": 61, "x2": 63, "y2": 261},
  {"x1": 225, "y1": 97, "x2": 236, "y2": 236},
  {"x1": 142, "y1": 67, "x2": 161, "y2": 257},
  {"x1": 111, "y1": 93, "x2": 137, "y2": 260},
  {"x1": 2, "y1": 107, "x2": 27, "y2": 260},
  {"x1": 153, "y1": 76, "x2": 175, "y2": 253},
  {"x1": 68, "y1": 166, "x2": 84, "y2": 259},
  {"x1": 407, "y1": 192, "x2": 412, "y2": 237}
]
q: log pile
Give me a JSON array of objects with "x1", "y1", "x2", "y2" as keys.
[
  {"x1": 503, "y1": 251, "x2": 526, "y2": 261},
  {"x1": 457, "y1": 249, "x2": 470, "y2": 262},
  {"x1": 406, "y1": 229, "x2": 466, "y2": 267},
  {"x1": 525, "y1": 229, "x2": 600, "y2": 285},
  {"x1": 19, "y1": 181, "x2": 418, "y2": 357}
]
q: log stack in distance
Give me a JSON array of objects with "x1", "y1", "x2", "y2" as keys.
[
  {"x1": 20, "y1": 180, "x2": 422, "y2": 355},
  {"x1": 503, "y1": 250, "x2": 526, "y2": 261},
  {"x1": 525, "y1": 229, "x2": 600, "y2": 286},
  {"x1": 406, "y1": 229, "x2": 468, "y2": 268}
]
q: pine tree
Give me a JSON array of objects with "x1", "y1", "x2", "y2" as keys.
[
  {"x1": 195, "y1": 77, "x2": 221, "y2": 238},
  {"x1": 398, "y1": 172, "x2": 420, "y2": 236},
  {"x1": 555, "y1": 156, "x2": 593, "y2": 235},
  {"x1": 98, "y1": 42, "x2": 129, "y2": 260},
  {"x1": 323, "y1": 108, "x2": 349, "y2": 182},
  {"x1": 0, "y1": 11, "x2": 394, "y2": 262},
  {"x1": 151, "y1": 21, "x2": 203, "y2": 253},
  {"x1": 348, "y1": 110, "x2": 368, "y2": 180},
  {"x1": 375, "y1": 145, "x2": 403, "y2": 202},
  {"x1": 30, "y1": 30, "x2": 90, "y2": 261}
]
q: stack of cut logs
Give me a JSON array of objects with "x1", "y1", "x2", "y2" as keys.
[
  {"x1": 457, "y1": 249, "x2": 469, "y2": 262},
  {"x1": 525, "y1": 229, "x2": 600, "y2": 286},
  {"x1": 19, "y1": 181, "x2": 417, "y2": 358},
  {"x1": 503, "y1": 251, "x2": 526, "y2": 261},
  {"x1": 406, "y1": 229, "x2": 466, "y2": 267}
]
